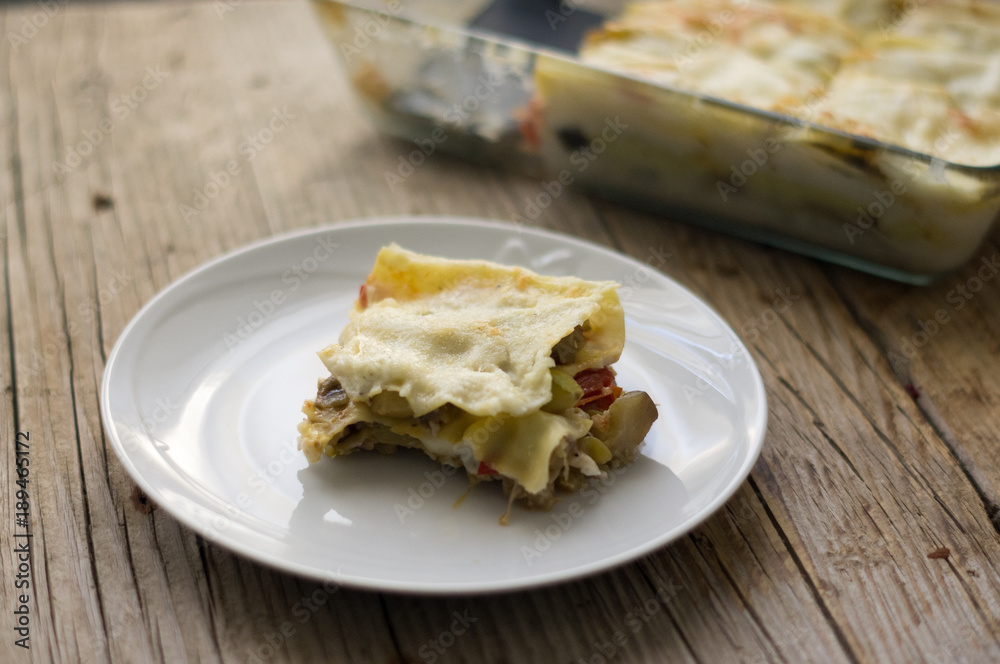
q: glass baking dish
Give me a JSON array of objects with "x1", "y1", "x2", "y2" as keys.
[{"x1": 311, "y1": 0, "x2": 1000, "y2": 284}]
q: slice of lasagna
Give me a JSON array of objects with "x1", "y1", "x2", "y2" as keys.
[{"x1": 297, "y1": 244, "x2": 658, "y2": 518}]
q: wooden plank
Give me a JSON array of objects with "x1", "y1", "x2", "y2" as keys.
[
  {"x1": 829, "y1": 229, "x2": 1000, "y2": 523},
  {"x1": 4, "y1": 6, "x2": 155, "y2": 662},
  {"x1": 602, "y1": 205, "x2": 1000, "y2": 661}
]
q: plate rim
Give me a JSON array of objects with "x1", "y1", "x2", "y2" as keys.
[{"x1": 100, "y1": 215, "x2": 768, "y2": 594}]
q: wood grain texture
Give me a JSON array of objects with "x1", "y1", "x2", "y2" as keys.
[{"x1": 2, "y1": 1, "x2": 1000, "y2": 663}]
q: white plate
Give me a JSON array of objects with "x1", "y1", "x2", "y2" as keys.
[{"x1": 101, "y1": 217, "x2": 767, "y2": 594}]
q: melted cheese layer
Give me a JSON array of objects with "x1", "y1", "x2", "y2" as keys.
[{"x1": 320, "y1": 244, "x2": 625, "y2": 418}]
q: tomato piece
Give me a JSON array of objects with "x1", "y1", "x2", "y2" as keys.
[
  {"x1": 477, "y1": 462, "x2": 498, "y2": 476},
  {"x1": 358, "y1": 284, "x2": 368, "y2": 309},
  {"x1": 575, "y1": 368, "x2": 615, "y2": 392},
  {"x1": 574, "y1": 368, "x2": 620, "y2": 410},
  {"x1": 583, "y1": 386, "x2": 623, "y2": 412},
  {"x1": 517, "y1": 97, "x2": 543, "y2": 150},
  {"x1": 519, "y1": 116, "x2": 540, "y2": 150}
]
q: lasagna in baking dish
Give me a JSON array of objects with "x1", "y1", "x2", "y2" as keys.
[
  {"x1": 573, "y1": 0, "x2": 1000, "y2": 166},
  {"x1": 297, "y1": 245, "x2": 658, "y2": 518},
  {"x1": 523, "y1": 0, "x2": 1000, "y2": 277},
  {"x1": 576, "y1": 0, "x2": 862, "y2": 116}
]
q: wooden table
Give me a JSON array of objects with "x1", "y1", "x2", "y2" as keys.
[{"x1": 3, "y1": 1, "x2": 1000, "y2": 662}]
